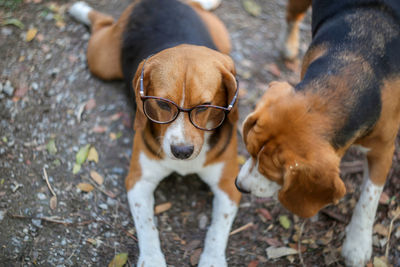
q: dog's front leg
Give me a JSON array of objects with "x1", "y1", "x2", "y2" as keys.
[
  {"x1": 198, "y1": 165, "x2": 240, "y2": 267},
  {"x1": 126, "y1": 149, "x2": 169, "y2": 267},
  {"x1": 127, "y1": 178, "x2": 166, "y2": 267}
]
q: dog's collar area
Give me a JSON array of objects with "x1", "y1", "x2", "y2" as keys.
[{"x1": 138, "y1": 55, "x2": 240, "y2": 131}]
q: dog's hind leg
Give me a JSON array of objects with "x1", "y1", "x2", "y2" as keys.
[
  {"x1": 69, "y1": 2, "x2": 136, "y2": 80},
  {"x1": 282, "y1": 0, "x2": 311, "y2": 61}
]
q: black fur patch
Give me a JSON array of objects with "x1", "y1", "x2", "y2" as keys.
[{"x1": 121, "y1": 0, "x2": 217, "y2": 95}]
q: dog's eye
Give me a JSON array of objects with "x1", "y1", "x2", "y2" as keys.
[{"x1": 157, "y1": 100, "x2": 171, "y2": 111}]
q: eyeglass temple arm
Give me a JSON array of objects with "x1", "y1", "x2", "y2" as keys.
[
  {"x1": 139, "y1": 55, "x2": 154, "y2": 97},
  {"x1": 228, "y1": 78, "x2": 239, "y2": 110}
]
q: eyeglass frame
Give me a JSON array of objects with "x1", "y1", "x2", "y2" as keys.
[{"x1": 138, "y1": 55, "x2": 239, "y2": 131}]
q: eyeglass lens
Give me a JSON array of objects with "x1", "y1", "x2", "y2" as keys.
[{"x1": 143, "y1": 98, "x2": 226, "y2": 130}]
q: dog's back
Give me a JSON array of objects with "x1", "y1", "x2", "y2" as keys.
[
  {"x1": 298, "y1": 0, "x2": 400, "y2": 148},
  {"x1": 121, "y1": 0, "x2": 217, "y2": 85}
]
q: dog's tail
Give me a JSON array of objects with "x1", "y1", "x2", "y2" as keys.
[{"x1": 69, "y1": 2, "x2": 93, "y2": 26}]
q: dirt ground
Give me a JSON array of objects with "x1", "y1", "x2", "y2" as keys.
[{"x1": 1, "y1": 0, "x2": 399, "y2": 266}]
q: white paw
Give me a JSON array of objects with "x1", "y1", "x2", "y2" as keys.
[
  {"x1": 137, "y1": 254, "x2": 167, "y2": 267},
  {"x1": 341, "y1": 227, "x2": 372, "y2": 267},
  {"x1": 69, "y1": 1, "x2": 93, "y2": 26},
  {"x1": 191, "y1": 0, "x2": 221, "y2": 10},
  {"x1": 198, "y1": 253, "x2": 227, "y2": 267}
]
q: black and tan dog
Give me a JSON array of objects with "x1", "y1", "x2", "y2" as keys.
[
  {"x1": 236, "y1": 0, "x2": 400, "y2": 266},
  {"x1": 69, "y1": 1, "x2": 241, "y2": 266}
]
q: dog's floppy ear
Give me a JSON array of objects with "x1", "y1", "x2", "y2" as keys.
[
  {"x1": 278, "y1": 147, "x2": 346, "y2": 218},
  {"x1": 132, "y1": 60, "x2": 148, "y2": 131},
  {"x1": 219, "y1": 55, "x2": 239, "y2": 124}
]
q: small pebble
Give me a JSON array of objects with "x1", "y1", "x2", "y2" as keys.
[
  {"x1": 98, "y1": 203, "x2": 108, "y2": 210},
  {"x1": 37, "y1": 193, "x2": 47, "y2": 200},
  {"x1": 0, "y1": 210, "x2": 5, "y2": 222},
  {"x1": 31, "y1": 219, "x2": 42, "y2": 228},
  {"x1": 3, "y1": 80, "x2": 14, "y2": 96},
  {"x1": 198, "y1": 214, "x2": 208, "y2": 230},
  {"x1": 1, "y1": 27, "x2": 13, "y2": 36}
]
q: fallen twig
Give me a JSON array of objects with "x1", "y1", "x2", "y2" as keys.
[
  {"x1": 230, "y1": 222, "x2": 254, "y2": 236},
  {"x1": 298, "y1": 221, "x2": 306, "y2": 267},
  {"x1": 385, "y1": 208, "x2": 400, "y2": 259},
  {"x1": 8, "y1": 213, "x2": 93, "y2": 226},
  {"x1": 8, "y1": 213, "x2": 138, "y2": 242},
  {"x1": 43, "y1": 167, "x2": 57, "y2": 209},
  {"x1": 82, "y1": 176, "x2": 116, "y2": 198}
]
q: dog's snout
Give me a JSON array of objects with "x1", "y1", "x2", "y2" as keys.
[
  {"x1": 170, "y1": 144, "x2": 194, "y2": 159},
  {"x1": 235, "y1": 177, "x2": 251, "y2": 194}
]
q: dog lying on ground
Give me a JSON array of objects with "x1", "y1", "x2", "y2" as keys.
[
  {"x1": 69, "y1": 0, "x2": 241, "y2": 266},
  {"x1": 236, "y1": 0, "x2": 400, "y2": 266}
]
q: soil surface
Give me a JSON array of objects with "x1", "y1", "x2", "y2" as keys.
[{"x1": 1, "y1": 0, "x2": 399, "y2": 266}]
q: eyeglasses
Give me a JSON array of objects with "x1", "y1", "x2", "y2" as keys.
[{"x1": 139, "y1": 56, "x2": 239, "y2": 131}]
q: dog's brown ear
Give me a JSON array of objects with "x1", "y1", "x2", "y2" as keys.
[
  {"x1": 132, "y1": 60, "x2": 148, "y2": 131},
  {"x1": 278, "y1": 147, "x2": 346, "y2": 218},
  {"x1": 219, "y1": 55, "x2": 239, "y2": 125},
  {"x1": 242, "y1": 113, "x2": 257, "y2": 148}
]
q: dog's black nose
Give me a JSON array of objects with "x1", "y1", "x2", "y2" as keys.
[
  {"x1": 235, "y1": 177, "x2": 251, "y2": 194},
  {"x1": 170, "y1": 145, "x2": 194, "y2": 159}
]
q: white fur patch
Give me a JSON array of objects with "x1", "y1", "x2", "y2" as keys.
[
  {"x1": 341, "y1": 160, "x2": 383, "y2": 267},
  {"x1": 69, "y1": 2, "x2": 93, "y2": 26},
  {"x1": 191, "y1": 0, "x2": 221, "y2": 10},
  {"x1": 236, "y1": 157, "x2": 281, "y2": 198},
  {"x1": 128, "y1": 140, "x2": 237, "y2": 266}
]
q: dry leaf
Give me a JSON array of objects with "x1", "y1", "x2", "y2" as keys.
[
  {"x1": 26, "y1": 28, "x2": 38, "y2": 42},
  {"x1": 77, "y1": 183, "x2": 94, "y2": 193},
  {"x1": 374, "y1": 223, "x2": 389, "y2": 236},
  {"x1": 90, "y1": 170, "x2": 104, "y2": 185},
  {"x1": 92, "y1": 125, "x2": 108, "y2": 133},
  {"x1": 72, "y1": 163, "x2": 81, "y2": 174},
  {"x1": 108, "y1": 253, "x2": 128, "y2": 267},
  {"x1": 256, "y1": 208, "x2": 272, "y2": 221},
  {"x1": 242, "y1": 0, "x2": 261, "y2": 17},
  {"x1": 247, "y1": 260, "x2": 259, "y2": 267},
  {"x1": 155, "y1": 202, "x2": 172, "y2": 214},
  {"x1": 373, "y1": 256, "x2": 388, "y2": 267},
  {"x1": 2, "y1": 18, "x2": 25, "y2": 29},
  {"x1": 85, "y1": 98, "x2": 96, "y2": 110},
  {"x1": 76, "y1": 144, "x2": 90, "y2": 165},
  {"x1": 279, "y1": 215, "x2": 291, "y2": 229},
  {"x1": 237, "y1": 155, "x2": 246, "y2": 165},
  {"x1": 379, "y1": 192, "x2": 390, "y2": 204},
  {"x1": 190, "y1": 248, "x2": 202, "y2": 266},
  {"x1": 390, "y1": 206, "x2": 400, "y2": 218},
  {"x1": 46, "y1": 139, "x2": 57, "y2": 155},
  {"x1": 87, "y1": 238, "x2": 97, "y2": 246},
  {"x1": 87, "y1": 147, "x2": 99, "y2": 163},
  {"x1": 50, "y1": 196, "x2": 57, "y2": 210},
  {"x1": 266, "y1": 246, "x2": 298, "y2": 259}
]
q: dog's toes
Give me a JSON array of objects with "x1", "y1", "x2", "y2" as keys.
[
  {"x1": 69, "y1": 1, "x2": 93, "y2": 26},
  {"x1": 341, "y1": 232, "x2": 372, "y2": 267}
]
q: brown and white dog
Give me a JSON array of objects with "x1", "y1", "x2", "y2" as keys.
[
  {"x1": 236, "y1": 0, "x2": 400, "y2": 266},
  {"x1": 69, "y1": 0, "x2": 241, "y2": 266}
]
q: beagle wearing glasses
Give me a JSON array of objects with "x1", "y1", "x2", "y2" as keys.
[
  {"x1": 69, "y1": 0, "x2": 240, "y2": 266},
  {"x1": 236, "y1": 0, "x2": 400, "y2": 266}
]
